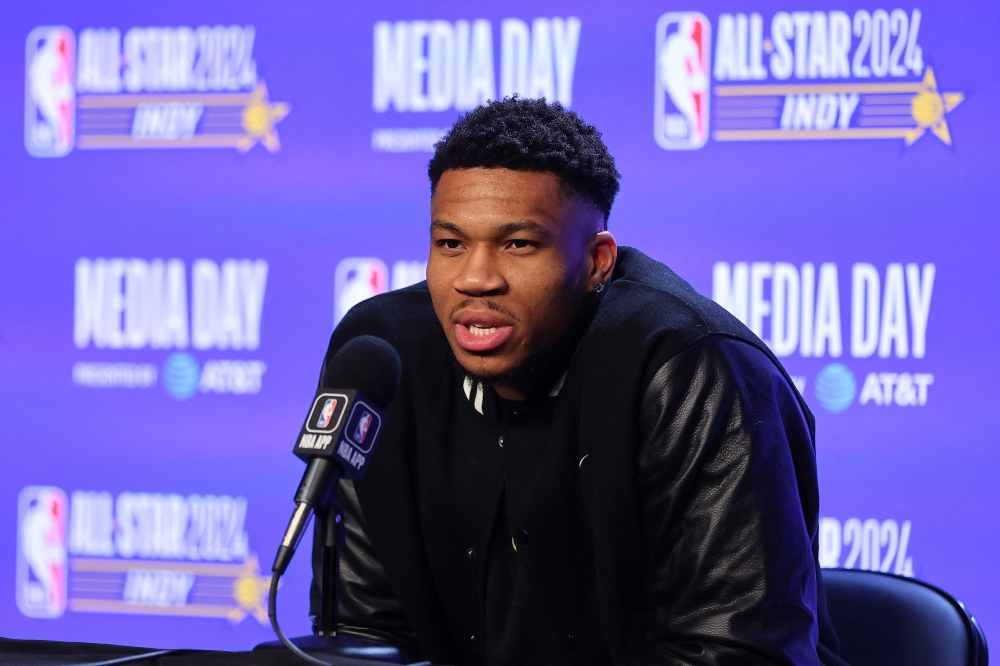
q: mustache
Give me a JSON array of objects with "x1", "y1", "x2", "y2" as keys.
[{"x1": 449, "y1": 298, "x2": 521, "y2": 322}]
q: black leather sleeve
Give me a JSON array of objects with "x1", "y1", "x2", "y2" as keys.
[{"x1": 636, "y1": 336, "x2": 828, "y2": 666}]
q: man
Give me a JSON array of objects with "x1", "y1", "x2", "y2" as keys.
[{"x1": 313, "y1": 98, "x2": 846, "y2": 666}]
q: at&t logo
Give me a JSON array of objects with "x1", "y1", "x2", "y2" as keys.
[{"x1": 814, "y1": 363, "x2": 857, "y2": 414}]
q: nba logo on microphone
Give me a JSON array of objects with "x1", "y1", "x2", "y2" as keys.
[
  {"x1": 354, "y1": 411, "x2": 373, "y2": 443},
  {"x1": 654, "y1": 12, "x2": 711, "y2": 150},
  {"x1": 334, "y1": 258, "x2": 389, "y2": 325},
  {"x1": 316, "y1": 398, "x2": 338, "y2": 428},
  {"x1": 16, "y1": 486, "x2": 69, "y2": 618},
  {"x1": 345, "y1": 402, "x2": 382, "y2": 453},
  {"x1": 25, "y1": 27, "x2": 76, "y2": 157}
]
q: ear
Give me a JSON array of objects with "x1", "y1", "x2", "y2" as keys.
[{"x1": 588, "y1": 231, "x2": 617, "y2": 292}]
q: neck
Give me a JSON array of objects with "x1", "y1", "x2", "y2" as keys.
[{"x1": 494, "y1": 384, "x2": 528, "y2": 401}]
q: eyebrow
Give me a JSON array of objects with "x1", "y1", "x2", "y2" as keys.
[
  {"x1": 496, "y1": 220, "x2": 550, "y2": 237},
  {"x1": 430, "y1": 220, "x2": 551, "y2": 238},
  {"x1": 431, "y1": 221, "x2": 464, "y2": 235}
]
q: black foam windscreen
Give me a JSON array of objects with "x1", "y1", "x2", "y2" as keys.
[{"x1": 320, "y1": 335, "x2": 402, "y2": 409}]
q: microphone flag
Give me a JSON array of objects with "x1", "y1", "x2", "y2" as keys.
[{"x1": 292, "y1": 389, "x2": 386, "y2": 480}]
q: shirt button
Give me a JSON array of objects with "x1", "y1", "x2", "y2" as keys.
[
  {"x1": 516, "y1": 529, "x2": 530, "y2": 545},
  {"x1": 498, "y1": 436, "x2": 504, "y2": 448},
  {"x1": 469, "y1": 634, "x2": 476, "y2": 641},
  {"x1": 466, "y1": 547, "x2": 476, "y2": 560}
]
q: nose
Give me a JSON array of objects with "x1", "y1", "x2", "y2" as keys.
[{"x1": 453, "y1": 245, "x2": 507, "y2": 297}]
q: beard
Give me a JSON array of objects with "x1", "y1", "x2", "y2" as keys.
[{"x1": 459, "y1": 292, "x2": 599, "y2": 400}]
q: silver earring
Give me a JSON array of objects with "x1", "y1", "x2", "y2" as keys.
[{"x1": 594, "y1": 282, "x2": 605, "y2": 294}]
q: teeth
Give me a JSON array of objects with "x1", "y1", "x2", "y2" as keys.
[{"x1": 468, "y1": 324, "x2": 497, "y2": 337}]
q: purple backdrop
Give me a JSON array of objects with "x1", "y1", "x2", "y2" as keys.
[{"x1": 2, "y1": 0, "x2": 996, "y2": 652}]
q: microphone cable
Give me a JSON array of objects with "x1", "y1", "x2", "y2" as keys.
[
  {"x1": 268, "y1": 573, "x2": 333, "y2": 666},
  {"x1": 267, "y1": 574, "x2": 431, "y2": 666},
  {"x1": 59, "y1": 649, "x2": 182, "y2": 665}
]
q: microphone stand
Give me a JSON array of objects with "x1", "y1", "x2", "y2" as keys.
[
  {"x1": 255, "y1": 489, "x2": 407, "y2": 664},
  {"x1": 315, "y1": 502, "x2": 343, "y2": 639}
]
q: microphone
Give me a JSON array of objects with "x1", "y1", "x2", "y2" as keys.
[{"x1": 271, "y1": 335, "x2": 401, "y2": 576}]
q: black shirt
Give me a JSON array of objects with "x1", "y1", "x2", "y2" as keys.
[{"x1": 453, "y1": 376, "x2": 573, "y2": 666}]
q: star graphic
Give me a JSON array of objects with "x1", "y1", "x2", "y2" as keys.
[
  {"x1": 905, "y1": 67, "x2": 964, "y2": 146},
  {"x1": 238, "y1": 82, "x2": 291, "y2": 154},
  {"x1": 227, "y1": 553, "x2": 273, "y2": 625}
]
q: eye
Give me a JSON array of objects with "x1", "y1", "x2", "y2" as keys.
[
  {"x1": 506, "y1": 239, "x2": 537, "y2": 251},
  {"x1": 437, "y1": 239, "x2": 463, "y2": 250}
]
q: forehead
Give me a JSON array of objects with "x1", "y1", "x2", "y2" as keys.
[{"x1": 431, "y1": 168, "x2": 566, "y2": 222}]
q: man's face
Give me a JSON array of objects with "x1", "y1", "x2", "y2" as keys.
[{"x1": 427, "y1": 168, "x2": 614, "y2": 395}]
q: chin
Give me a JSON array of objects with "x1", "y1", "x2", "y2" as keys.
[{"x1": 457, "y1": 353, "x2": 516, "y2": 382}]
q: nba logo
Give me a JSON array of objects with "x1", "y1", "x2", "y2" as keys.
[
  {"x1": 334, "y1": 258, "x2": 389, "y2": 326},
  {"x1": 25, "y1": 27, "x2": 76, "y2": 157},
  {"x1": 654, "y1": 13, "x2": 711, "y2": 150},
  {"x1": 317, "y1": 398, "x2": 338, "y2": 428},
  {"x1": 354, "y1": 411, "x2": 373, "y2": 443},
  {"x1": 344, "y1": 403, "x2": 381, "y2": 454},
  {"x1": 16, "y1": 486, "x2": 69, "y2": 618}
]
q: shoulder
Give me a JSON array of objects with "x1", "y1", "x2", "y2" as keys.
[
  {"x1": 640, "y1": 335, "x2": 810, "y2": 442},
  {"x1": 597, "y1": 248, "x2": 761, "y2": 347},
  {"x1": 585, "y1": 249, "x2": 774, "y2": 394},
  {"x1": 326, "y1": 282, "x2": 448, "y2": 366},
  {"x1": 339, "y1": 282, "x2": 435, "y2": 329},
  {"x1": 645, "y1": 336, "x2": 791, "y2": 398}
]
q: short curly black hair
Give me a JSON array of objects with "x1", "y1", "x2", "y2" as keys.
[{"x1": 428, "y1": 97, "x2": 621, "y2": 224}]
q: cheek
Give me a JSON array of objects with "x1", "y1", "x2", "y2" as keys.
[
  {"x1": 507, "y1": 262, "x2": 580, "y2": 338},
  {"x1": 426, "y1": 254, "x2": 460, "y2": 296},
  {"x1": 504, "y1": 253, "x2": 572, "y2": 294},
  {"x1": 426, "y1": 262, "x2": 455, "y2": 328},
  {"x1": 425, "y1": 255, "x2": 446, "y2": 289},
  {"x1": 536, "y1": 258, "x2": 580, "y2": 301}
]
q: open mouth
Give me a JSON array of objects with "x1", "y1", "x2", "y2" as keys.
[{"x1": 454, "y1": 318, "x2": 514, "y2": 353}]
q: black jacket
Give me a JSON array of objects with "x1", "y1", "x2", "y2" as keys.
[{"x1": 312, "y1": 248, "x2": 846, "y2": 666}]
